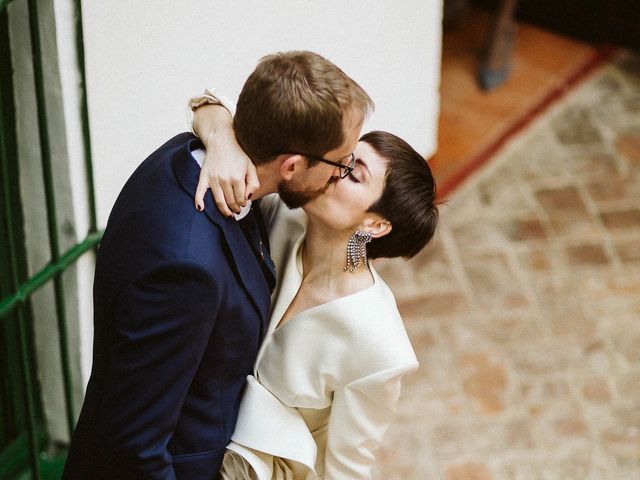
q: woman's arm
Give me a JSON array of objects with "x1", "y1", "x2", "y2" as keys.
[
  {"x1": 323, "y1": 364, "x2": 417, "y2": 479},
  {"x1": 191, "y1": 102, "x2": 258, "y2": 216}
]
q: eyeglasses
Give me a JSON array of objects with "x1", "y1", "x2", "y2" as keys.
[{"x1": 292, "y1": 152, "x2": 355, "y2": 179}]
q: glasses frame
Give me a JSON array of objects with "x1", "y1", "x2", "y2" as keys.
[{"x1": 291, "y1": 152, "x2": 355, "y2": 179}]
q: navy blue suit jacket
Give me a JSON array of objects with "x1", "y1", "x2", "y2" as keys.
[{"x1": 63, "y1": 133, "x2": 271, "y2": 479}]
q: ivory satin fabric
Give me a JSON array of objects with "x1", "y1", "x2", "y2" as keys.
[{"x1": 219, "y1": 200, "x2": 419, "y2": 480}]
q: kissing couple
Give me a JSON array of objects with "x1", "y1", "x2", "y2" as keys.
[{"x1": 63, "y1": 51, "x2": 438, "y2": 480}]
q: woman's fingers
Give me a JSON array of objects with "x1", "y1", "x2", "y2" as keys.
[
  {"x1": 194, "y1": 169, "x2": 209, "y2": 211},
  {"x1": 211, "y1": 181, "x2": 233, "y2": 218},
  {"x1": 194, "y1": 125, "x2": 255, "y2": 216},
  {"x1": 195, "y1": 170, "x2": 246, "y2": 217},
  {"x1": 220, "y1": 179, "x2": 241, "y2": 215},
  {"x1": 245, "y1": 163, "x2": 260, "y2": 200},
  {"x1": 231, "y1": 176, "x2": 247, "y2": 209}
]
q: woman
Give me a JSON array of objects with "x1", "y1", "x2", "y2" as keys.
[{"x1": 191, "y1": 103, "x2": 438, "y2": 479}]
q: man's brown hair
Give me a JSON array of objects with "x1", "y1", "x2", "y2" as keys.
[{"x1": 233, "y1": 51, "x2": 373, "y2": 164}]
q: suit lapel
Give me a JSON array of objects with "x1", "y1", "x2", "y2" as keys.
[
  {"x1": 267, "y1": 233, "x2": 304, "y2": 335},
  {"x1": 172, "y1": 134, "x2": 271, "y2": 328},
  {"x1": 253, "y1": 233, "x2": 304, "y2": 371}
]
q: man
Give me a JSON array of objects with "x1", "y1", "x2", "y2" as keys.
[{"x1": 63, "y1": 51, "x2": 372, "y2": 479}]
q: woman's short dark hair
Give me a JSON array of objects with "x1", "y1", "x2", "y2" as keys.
[{"x1": 361, "y1": 131, "x2": 439, "y2": 260}]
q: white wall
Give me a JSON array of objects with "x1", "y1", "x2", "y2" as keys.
[
  {"x1": 5, "y1": 0, "x2": 441, "y2": 442},
  {"x1": 82, "y1": 0, "x2": 443, "y2": 227}
]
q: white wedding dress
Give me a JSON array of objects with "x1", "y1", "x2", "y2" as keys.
[{"x1": 219, "y1": 200, "x2": 418, "y2": 480}]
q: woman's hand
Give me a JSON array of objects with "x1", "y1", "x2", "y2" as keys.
[{"x1": 193, "y1": 105, "x2": 259, "y2": 216}]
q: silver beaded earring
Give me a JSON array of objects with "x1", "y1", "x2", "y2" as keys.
[{"x1": 344, "y1": 230, "x2": 372, "y2": 272}]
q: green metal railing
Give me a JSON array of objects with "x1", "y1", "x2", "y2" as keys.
[{"x1": 0, "y1": 0, "x2": 102, "y2": 478}]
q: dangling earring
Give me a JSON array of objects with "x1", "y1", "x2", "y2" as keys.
[{"x1": 344, "y1": 230, "x2": 372, "y2": 272}]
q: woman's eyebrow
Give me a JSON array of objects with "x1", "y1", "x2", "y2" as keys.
[{"x1": 355, "y1": 158, "x2": 371, "y2": 177}]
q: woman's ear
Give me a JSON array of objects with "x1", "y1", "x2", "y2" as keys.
[
  {"x1": 278, "y1": 154, "x2": 305, "y2": 181},
  {"x1": 363, "y1": 217, "x2": 392, "y2": 239}
]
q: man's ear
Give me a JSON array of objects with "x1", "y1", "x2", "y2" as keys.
[
  {"x1": 363, "y1": 217, "x2": 392, "y2": 239},
  {"x1": 278, "y1": 154, "x2": 306, "y2": 181}
]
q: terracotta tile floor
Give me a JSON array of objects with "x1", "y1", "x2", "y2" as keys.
[
  {"x1": 431, "y1": 9, "x2": 609, "y2": 197},
  {"x1": 373, "y1": 52, "x2": 640, "y2": 480}
]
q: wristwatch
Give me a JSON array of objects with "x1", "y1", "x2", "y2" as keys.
[{"x1": 188, "y1": 87, "x2": 235, "y2": 116}]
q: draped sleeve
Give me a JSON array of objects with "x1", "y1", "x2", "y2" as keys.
[
  {"x1": 310, "y1": 270, "x2": 418, "y2": 479},
  {"x1": 219, "y1": 376, "x2": 318, "y2": 480},
  {"x1": 322, "y1": 363, "x2": 417, "y2": 479}
]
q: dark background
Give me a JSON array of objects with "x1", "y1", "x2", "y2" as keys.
[{"x1": 472, "y1": 0, "x2": 640, "y2": 49}]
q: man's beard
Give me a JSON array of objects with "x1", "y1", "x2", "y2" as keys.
[{"x1": 278, "y1": 180, "x2": 329, "y2": 209}]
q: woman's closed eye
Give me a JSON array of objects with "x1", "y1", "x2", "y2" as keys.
[{"x1": 349, "y1": 158, "x2": 370, "y2": 184}]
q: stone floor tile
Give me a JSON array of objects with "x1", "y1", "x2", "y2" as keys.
[
  {"x1": 450, "y1": 217, "x2": 511, "y2": 253},
  {"x1": 517, "y1": 247, "x2": 555, "y2": 274},
  {"x1": 509, "y1": 127, "x2": 566, "y2": 182},
  {"x1": 494, "y1": 448, "x2": 603, "y2": 480},
  {"x1": 460, "y1": 314, "x2": 547, "y2": 350},
  {"x1": 623, "y1": 94, "x2": 640, "y2": 117},
  {"x1": 432, "y1": 417, "x2": 538, "y2": 458},
  {"x1": 462, "y1": 252, "x2": 529, "y2": 312},
  {"x1": 475, "y1": 164, "x2": 532, "y2": 214},
  {"x1": 498, "y1": 217, "x2": 547, "y2": 242},
  {"x1": 564, "y1": 242, "x2": 610, "y2": 266},
  {"x1": 616, "y1": 131, "x2": 640, "y2": 165},
  {"x1": 459, "y1": 352, "x2": 509, "y2": 414},
  {"x1": 607, "y1": 316, "x2": 640, "y2": 365},
  {"x1": 614, "y1": 369, "x2": 640, "y2": 402},
  {"x1": 540, "y1": 405, "x2": 590, "y2": 445},
  {"x1": 600, "y1": 412, "x2": 640, "y2": 465},
  {"x1": 402, "y1": 323, "x2": 463, "y2": 394},
  {"x1": 613, "y1": 235, "x2": 640, "y2": 263},
  {"x1": 589, "y1": 80, "x2": 640, "y2": 133},
  {"x1": 374, "y1": 423, "x2": 440, "y2": 480},
  {"x1": 551, "y1": 106, "x2": 604, "y2": 146},
  {"x1": 399, "y1": 291, "x2": 470, "y2": 319},
  {"x1": 584, "y1": 169, "x2": 640, "y2": 204},
  {"x1": 377, "y1": 232, "x2": 467, "y2": 304},
  {"x1": 445, "y1": 462, "x2": 493, "y2": 480},
  {"x1": 563, "y1": 153, "x2": 621, "y2": 181},
  {"x1": 581, "y1": 376, "x2": 612, "y2": 405},
  {"x1": 517, "y1": 378, "x2": 573, "y2": 408},
  {"x1": 509, "y1": 340, "x2": 577, "y2": 375},
  {"x1": 376, "y1": 258, "x2": 416, "y2": 291},
  {"x1": 599, "y1": 208, "x2": 640, "y2": 231},
  {"x1": 534, "y1": 186, "x2": 599, "y2": 237}
]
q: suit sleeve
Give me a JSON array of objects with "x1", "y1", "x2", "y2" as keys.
[
  {"x1": 322, "y1": 363, "x2": 418, "y2": 480},
  {"x1": 100, "y1": 259, "x2": 221, "y2": 479}
]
